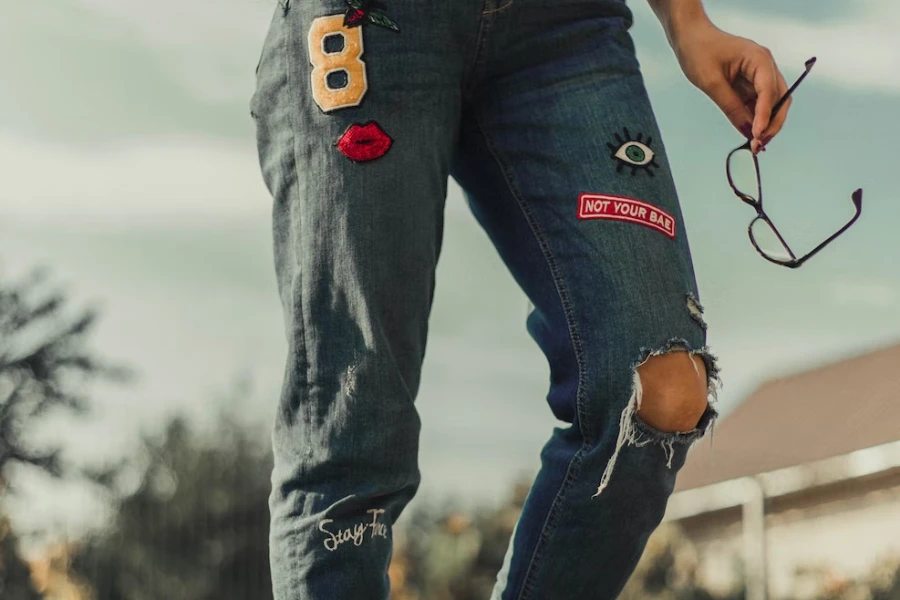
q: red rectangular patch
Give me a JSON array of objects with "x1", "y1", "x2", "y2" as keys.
[{"x1": 577, "y1": 193, "x2": 676, "y2": 239}]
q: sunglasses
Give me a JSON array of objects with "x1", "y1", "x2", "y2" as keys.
[{"x1": 725, "y1": 57, "x2": 863, "y2": 268}]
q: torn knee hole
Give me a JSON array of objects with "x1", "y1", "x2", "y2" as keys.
[
  {"x1": 592, "y1": 341, "x2": 720, "y2": 499},
  {"x1": 636, "y1": 351, "x2": 709, "y2": 433}
]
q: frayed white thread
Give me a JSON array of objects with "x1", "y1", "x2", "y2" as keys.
[
  {"x1": 482, "y1": 0, "x2": 514, "y2": 14},
  {"x1": 592, "y1": 370, "x2": 643, "y2": 498},
  {"x1": 686, "y1": 294, "x2": 707, "y2": 329},
  {"x1": 345, "y1": 363, "x2": 357, "y2": 397},
  {"x1": 687, "y1": 299, "x2": 703, "y2": 320},
  {"x1": 690, "y1": 350, "x2": 721, "y2": 451},
  {"x1": 689, "y1": 354, "x2": 701, "y2": 376},
  {"x1": 663, "y1": 439, "x2": 675, "y2": 468},
  {"x1": 691, "y1": 350, "x2": 722, "y2": 404}
]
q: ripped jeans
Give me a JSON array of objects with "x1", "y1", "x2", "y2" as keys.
[{"x1": 250, "y1": 0, "x2": 719, "y2": 597}]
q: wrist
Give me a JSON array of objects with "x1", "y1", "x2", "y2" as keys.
[{"x1": 651, "y1": 0, "x2": 714, "y2": 47}]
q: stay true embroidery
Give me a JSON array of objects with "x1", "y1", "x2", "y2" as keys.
[{"x1": 318, "y1": 509, "x2": 389, "y2": 551}]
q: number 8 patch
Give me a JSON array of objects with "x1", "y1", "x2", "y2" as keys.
[{"x1": 307, "y1": 15, "x2": 368, "y2": 112}]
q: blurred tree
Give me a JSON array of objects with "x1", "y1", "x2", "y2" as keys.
[
  {"x1": 866, "y1": 557, "x2": 900, "y2": 600},
  {"x1": 0, "y1": 516, "x2": 42, "y2": 600},
  {"x1": 69, "y1": 411, "x2": 273, "y2": 600},
  {"x1": 608, "y1": 523, "x2": 738, "y2": 600},
  {"x1": 420, "y1": 511, "x2": 482, "y2": 600},
  {"x1": 0, "y1": 266, "x2": 124, "y2": 599},
  {"x1": 392, "y1": 478, "x2": 529, "y2": 600},
  {"x1": 799, "y1": 555, "x2": 900, "y2": 600},
  {"x1": 0, "y1": 267, "x2": 128, "y2": 485},
  {"x1": 448, "y1": 479, "x2": 529, "y2": 600}
]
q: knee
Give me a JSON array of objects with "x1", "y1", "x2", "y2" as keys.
[{"x1": 635, "y1": 351, "x2": 709, "y2": 433}]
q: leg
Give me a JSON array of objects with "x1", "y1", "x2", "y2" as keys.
[
  {"x1": 450, "y1": 1, "x2": 718, "y2": 598},
  {"x1": 250, "y1": 2, "x2": 472, "y2": 597},
  {"x1": 636, "y1": 352, "x2": 709, "y2": 434}
]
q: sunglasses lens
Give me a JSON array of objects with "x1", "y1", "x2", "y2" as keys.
[
  {"x1": 729, "y1": 148, "x2": 760, "y2": 202},
  {"x1": 750, "y1": 218, "x2": 793, "y2": 262}
]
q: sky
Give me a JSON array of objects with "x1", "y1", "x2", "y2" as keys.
[{"x1": 2, "y1": 0, "x2": 900, "y2": 537}]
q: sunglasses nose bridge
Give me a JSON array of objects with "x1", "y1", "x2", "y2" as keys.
[{"x1": 739, "y1": 193, "x2": 760, "y2": 208}]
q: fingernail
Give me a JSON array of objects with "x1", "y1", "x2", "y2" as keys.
[
  {"x1": 761, "y1": 134, "x2": 773, "y2": 145},
  {"x1": 740, "y1": 123, "x2": 753, "y2": 139}
]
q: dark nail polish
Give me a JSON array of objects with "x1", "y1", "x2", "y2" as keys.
[{"x1": 740, "y1": 123, "x2": 753, "y2": 139}]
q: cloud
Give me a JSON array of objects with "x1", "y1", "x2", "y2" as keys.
[
  {"x1": 0, "y1": 133, "x2": 269, "y2": 223},
  {"x1": 71, "y1": 0, "x2": 275, "y2": 103},
  {"x1": 73, "y1": 0, "x2": 274, "y2": 48},
  {"x1": 0, "y1": 0, "x2": 266, "y2": 142},
  {"x1": 0, "y1": 128, "x2": 478, "y2": 222},
  {"x1": 629, "y1": 0, "x2": 900, "y2": 96},
  {"x1": 710, "y1": 1, "x2": 900, "y2": 95},
  {"x1": 826, "y1": 279, "x2": 899, "y2": 308}
]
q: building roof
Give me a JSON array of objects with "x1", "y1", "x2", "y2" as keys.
[{"x1": 675, "y1": 342, "x2": 900, "y2": 492}]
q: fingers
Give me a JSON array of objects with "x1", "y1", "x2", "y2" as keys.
[
  {"x1": 750, "y1": 49, "x2": 777, "y2": 141},
  {"x1": 706, "y1": 78, "x2": 754, "y2": 138},
  {"x1": 749, "y1": 47, "x2": 790, "y2": 153},
  {"x1": 761, "y1": 68, "x2": 791, "y2": 146}
]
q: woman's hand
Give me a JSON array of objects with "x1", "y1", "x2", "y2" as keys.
[{"x1": 650, "y1": 1, "x2": 790, "y2": 154}]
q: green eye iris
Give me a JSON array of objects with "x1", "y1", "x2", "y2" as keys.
[
  {"x1": 615, "y1": 141, "x2": 653, "y2": 166},
  {"x1": 625, "y1": 145, "x2": 646, "y2": 163},
  {"x1": 607, "y1": 128, "x2": 661, "y2": 176}
]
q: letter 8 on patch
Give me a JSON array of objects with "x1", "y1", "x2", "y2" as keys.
[{"x1": 307, "y1": 15, "x2": 368, "y2": 112}]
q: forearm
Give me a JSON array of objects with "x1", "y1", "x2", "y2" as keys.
[{"x1": 646, "y1": 0, "x2": 713, "y2": 47}]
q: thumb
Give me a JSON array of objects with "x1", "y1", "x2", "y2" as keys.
[{"x1": 706, "y1": 78, "x2": 754, "y2": 138}]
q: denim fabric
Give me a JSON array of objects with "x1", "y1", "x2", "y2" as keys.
[{"x1": 250, "y1": 0, "x2": 719, "y2": 597}]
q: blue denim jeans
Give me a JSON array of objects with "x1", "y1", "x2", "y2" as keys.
[{"x1": 251, "y1": 0, "x2": 719, "y2": 597}]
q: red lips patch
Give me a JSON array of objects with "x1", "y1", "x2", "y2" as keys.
[{"x1": 336, "y1": 121, "x2": 393, "y2": 162}]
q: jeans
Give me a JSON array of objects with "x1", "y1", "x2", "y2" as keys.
[{"x1": 250, "y1": 0, "x2": 719, "y2": 597}]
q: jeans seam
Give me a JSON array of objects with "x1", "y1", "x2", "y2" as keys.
[
  {"x1": 472, "y1": 114, "x2": 590, "y2": 600},
  {"x1": 283, "y1": 9, "x2": 313, "y2": 450},
  {"x1": 462, "y1": 9, "x2": 495, "y2": 101}
]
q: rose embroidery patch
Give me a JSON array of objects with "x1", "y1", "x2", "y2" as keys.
[{"x1": 343, "y1": 0, "x2": 400, "y2": 31}]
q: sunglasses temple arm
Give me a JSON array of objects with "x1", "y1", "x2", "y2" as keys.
[
  {"x1": 791, "y1": 195, "x2": 863, "y2": 267},
  {"x1": 770, "y1": 63, "x2": 814, "y2": 120}
]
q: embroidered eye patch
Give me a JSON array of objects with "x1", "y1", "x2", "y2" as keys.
[{"x1": 607, "y1": 128, "x2": 661, "y2": 176}]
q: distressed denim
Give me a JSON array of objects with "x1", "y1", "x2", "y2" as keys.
[{"x1": 250, "y1": 0, "x2": 719, "y2": 597}]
